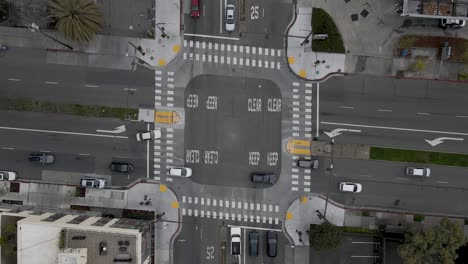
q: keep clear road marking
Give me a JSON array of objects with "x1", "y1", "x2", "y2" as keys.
[
  {"x1": 0, "y1": 126, "x2": 128, "y2": 139},
  {"x1": 321, "y1": 121, "x2": 468, "y2": 137}
]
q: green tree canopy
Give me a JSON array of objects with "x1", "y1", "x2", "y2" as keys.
[
  {"x1": 309, "y1": 222, "x2": 343, "y2": 250},
  {"x1": 398, "y1": 217, "x2": 466, "y2": 264},
  {"x1": 47, "y1": 0, "x2": 103, "y2": 43}
]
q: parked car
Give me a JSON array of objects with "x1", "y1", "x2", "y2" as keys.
[
  {"x1": 339, "y1": 182, "x2": 362, "y2": 193},
  {"x1": 0, "y1": 171, "x2": 17, "y2": 181},
  {"x1": 249, "y1": 231, "x2": 259, "y2": 256},
  {"x1": 231, "y1": 227, "x2": 241, "y2": 255},
  {"x1": 405, "y1": 167, "x2": 431, "y2": 177},
  {"x1": 110, "y1": 162, "x2": 134, "y2": 173},
  {"x1": 99, "y1": 241, "x2": 108, "y2": 256},
  {"x1": 225, "y1": 4, "x2": 235, "y2": 31},
  {"x1": 81, "y1": 178, "x2": 106, "y2": 189},
  {"x1": 266, "y1": 231, "x2": 277, "y2": 257},
  {"x1": 28, "y1": 153, "x2": 55, "y2": 164},
  {"x1": 136, "y1": 129, "x2": 161, "y2": 141},
  {"x1": 168, "y1": 167, "x2": 192, "y2": 177},
  {"x1": 440, "y1": 19, "x2": 466, "y2": 28},
  {"x1": 251, "y1": 173, "x2": 276, "y2": 184},
  {"x1": 190, "y1": 0, "x2": 200, "y2": 17},
  {"x1": 296, "y1": 158, "x2": 319, "y2": 169}
]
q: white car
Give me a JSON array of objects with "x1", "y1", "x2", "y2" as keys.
[
  {"x1": 80, "y1": 178, "x2": 107, "y2": 189},
  {"x1": 405, "y1": 167, "x2": 431, "y2": 177},
  {"x1": 0, "y1": 171, "x2": 17, "y2": 181},
  {"x1": 440, "y1": 19, "x2": 466, "y2": 28},
  {"x1": 339, "y1": 182, "x2": 362, "y2": 193},
  {"x1": 225, "y1": 4, "x2": 235, "y2": 32},
  {"x1": 168, "y1": 167, "x2": 192, "y2": 177},
  {"x1": 136, "y1": 129, "x2": 161, "y2": 141},
  {"x1": 230, "y1": 227, "x2": 241, "y2": 255}
]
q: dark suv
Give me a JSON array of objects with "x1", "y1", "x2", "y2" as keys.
[
  {"x1": 251, "y1": 173, "x2": 276, "y2": 184},
  {"x1": 266, "y1": 231, "x2": 277, "y2": 257},
  {"x1": 28, "y1": 153, "x2": 55, "y2": 164},
  {"x1": 249, "y1": 231, "x2": 259, "y2": 256},
  {"x1": 110, "y1": 162, "x2": 134, "y2": 173}
]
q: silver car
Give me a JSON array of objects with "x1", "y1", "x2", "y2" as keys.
[
  {"x1": 225, "y1": 4, "x2": 235, "y2": 31},
  {"x1": 405, "y1": 167, "x2": 431, "y2": 177},
  {"x1": 80, "y1": 178, "x2": 106, "y2": 189}
]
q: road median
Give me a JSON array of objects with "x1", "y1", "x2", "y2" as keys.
[
  {"x1": 370, "y1": 147, "x2": 468, "y2": 167},
  {"x1": 0, "y1": 98, "x2": 138, "y2": 120}
]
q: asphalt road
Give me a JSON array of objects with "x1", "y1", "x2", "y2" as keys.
[
  {"x1": 0, "y1": 111, "x2": 152, "y2": 186},
  {"x1": 174, "y1": 216, "x2": 286, "y2": 264},
  {"x1": 184, "y1": 75, "x2": 282, "y2": 187},
  {"x1": 318, "y1": 76, "x2": 468, "y2": 153},
  {"x1": 0, "y1": 47, "x2": 155, "y2": 109},
  {"x1": 310, "y1": 157, "x2": 468, "y2": 215},
  {"x1": 183, "y1": 0, "x2": 292, "y2": 48}
]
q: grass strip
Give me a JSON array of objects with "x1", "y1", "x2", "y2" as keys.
[
  {"x1": 370, "y1": 147, "x2": 468, "y2": 167},
  {"x1": 0, "y1": 98, "x2": 137, "y2": 120},
  {"x1": 342, "y1": 226, "x2": 380, "y2": 235},
  {"x1": 311, "y1": 8, "x2": 345, "y2": 53}
]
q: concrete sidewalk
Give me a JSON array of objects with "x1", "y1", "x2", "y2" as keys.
[
  {"x1": 286, "y1": 4, "x2": 346, "y2": 81},
  {"x1": 0, "y1": 180, "x2": 180, "y2": 264},
  {"x1": 152, "y1": 0, "x2": 182, "y2": 67}
]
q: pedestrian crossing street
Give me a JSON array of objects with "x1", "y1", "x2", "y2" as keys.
[
  {"x1": 183, "y1": 39, "x2": 283, "y2": 70},
  {"x1": 291, "y1": 82, "x2": 314, "y2": 192},
  {"x1": 181, "y1": 195, "x2": 281, "y2": 225}
]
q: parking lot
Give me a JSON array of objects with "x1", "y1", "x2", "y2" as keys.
[{"x1": 184, "y1": 75, "x2": 282, "y2": 187}]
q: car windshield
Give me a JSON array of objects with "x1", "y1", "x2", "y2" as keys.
[{"x1": 191, "y1": 6, "x2": 198, "y2": 10}]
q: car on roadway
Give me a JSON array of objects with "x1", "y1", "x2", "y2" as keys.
[
  {"x1": 136, "y1": 129, "x2": 161, "y2": 141},
  {"x1": 28, "y1": 153, "x2": 55, "y2": 164},
  {"x1": 109, "y1": 162, "x2": 134, "y2": 173},
  {"x1": 80, "y1": 178, "x2": 107, "y2": 189},
  {"x1": 0, "y1": 171, "x2": 17, "y2": 181},
  {"x1": 168, "y1": 167, "x2": 192, "y2": 177},
  {"x1": 440, "y1": 19, "x2": 466, "y2": 28},
  {"x1": 249, "y1": 231, "x2": 259, "y2": 256},
  {"x1": 405, "y1": 167, "x2": 431, "y2": 177},
  {"x1": 339, "y1": 182, "x2": 362, "y2": 193},
  {"x1": 190, "y1": 0, "x2": 200, "y2": 18},
  {"x1": 296, "y1": 158, "x2": 319, "y2": 169},
  {"x1": 225, "y1": 4, "x2": 235, "y2": 32},
  {"x1": 266, "y1": 231, "x2": 277, "y2": 258},
  {"x1": 251, "y1": 173, "x2": 276, "y2": 184},
  {"x1": 231, "y1": 227, "x2": 241, "y2": 255}
]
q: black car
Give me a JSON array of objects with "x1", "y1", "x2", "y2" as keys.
[
  {"x1": 28, "y1": 153, "x2": 55, "y2": 164},
  {"x1": 251, "y1": 173, "x2": 276, "y2": 184},
  {"x1": 266, "y1": 231, "x2": 277, "y2": 258},
  {"x1": 249, "y1": 231, "x2": 259, "y2": 256},
  {"x1": 110, "y1": 162, "x2": 134, "y2": 173}
]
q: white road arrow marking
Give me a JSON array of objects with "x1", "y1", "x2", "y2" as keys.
[
  {"x1": 425, "y1": 137, "x2": 464, "y2": 146},
  {"x1": 324, "y1": 128, "x2": 361, "y2": 138},
  {"x1": 96, "y1": 125, "x2": 126, "y2": 134}
]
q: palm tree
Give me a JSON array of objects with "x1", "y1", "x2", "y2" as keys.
[{"x1": 47, "y1": 0, "x2": 103, "y2": 43}]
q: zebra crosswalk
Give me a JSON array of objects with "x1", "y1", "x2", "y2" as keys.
[
  {"x1": 181, "y1": 195, "x2": 281, "y2": 225},
  {"x1": 183, "y1": 39, "x2": 283, "y2": 70}
]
